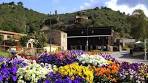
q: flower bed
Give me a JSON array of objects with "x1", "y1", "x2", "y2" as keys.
[
  {"x1": 0, "y1": 50, "x2": 147, "y2": 83},
  {"x1": 77, "y1": 54, "x2": 109, "y2": 67}
]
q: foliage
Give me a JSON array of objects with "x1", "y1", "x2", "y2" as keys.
[
  {"x1": 33, "y1": 32, "x2": 47, "y2": 48},
  {"x1": 20, "y1": 32, "x2": 47, "y2": 48},
  {"x1": 0, "y1": 2, "x2": 148, "y2": 40},
  {"x1": 0, "y1": 50, "x2": 10, "y2": 57},
  {"x1": 127, "y1": 9, "x2": 148, "y2": 40},
  {"x1": 0, "y1": 2, "x2": 48, "y2": 33},
  {"x1": 19, "y1": 36, "x2": 29, "y2": 47}
]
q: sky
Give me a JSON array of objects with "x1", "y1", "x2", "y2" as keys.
[{"x1": 0, "y1": 0, "x2": 148, "y2": 17}]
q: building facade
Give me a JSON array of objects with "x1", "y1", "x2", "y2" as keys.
[
  {"x1": 0, "y1": 30, "x2": 26, "y2": 41},
  {"x1": 0, "y1": 30, "x2": 26, "y2": 51},
  {"x1": 65, "y1": 27, "x2": 114, "y2": 51},
  {"x1": 49, "y1": 30, "x2": 67, "y2": 50},
  {"x1": 41, "y1": 26, "x2": 67, "y2": 51}
]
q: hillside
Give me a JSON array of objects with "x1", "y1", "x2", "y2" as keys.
[
  {"x1": 0, "y1": 2, "x2": 48, "y2": 33},
  {"x1": 0, "y1": 2, "x2": 148, "y2": 40},
  {"x1": 58, "y1": 7, "x2": 131, "y2": 38}
]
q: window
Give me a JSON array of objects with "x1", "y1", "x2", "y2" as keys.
[
  {"x1": 0, "y1": 35, "x2": 3, "y2": 40},
  {"x1": 91, "y1": 30, "x2": 94, "y2": 34},
  {"x1": 81, "y1": 30, "x2": 84, "y2": 34},
  {"x1": 71, "y1": 46, "x2": 77, "y2": 50},
  {"x1": 7, "y1": 35, "x2": 13, "y2": 39}
]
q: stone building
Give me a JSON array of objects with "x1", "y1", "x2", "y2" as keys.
[
  {"x1": 49, "y1": 30, "x2": 67, "y2": 50},
  {"x1": 41, "y1": 26, "x2": 67, "y2": 50}
]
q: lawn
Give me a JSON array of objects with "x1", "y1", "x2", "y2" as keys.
[{"x1": 0, "y1": 49, "x2": 11, "y2": 57}]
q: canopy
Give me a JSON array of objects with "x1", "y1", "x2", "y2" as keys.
[{"x1": 135, "y1": 41, "x2": 143, "y2": 44}]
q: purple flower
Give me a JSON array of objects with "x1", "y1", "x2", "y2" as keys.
[
  {"x1": 0, "y1": 75, "x2": 2, "y2": 81},
  {"x1": 0, "y1": 58, "x2": 27, "y2": 82},
  {"x1": 45, "y1": 80, "x2": 51, "y2": 83},
  {"x1": 37, "y1": 51, "x2": 80, "y2": 66},
  {"x1": 12, "y1": 76, "x2": 17, "y2": 81},
  {"x1": 118, "y1": 62, "x2": 145, "y2": 82},
  {"x1": 55, "y1": 78, "x2": 63, "y2": 83},
  {"x1": 100, "y1": 54, "x2": 118, "y2": 63},
  {"x1": 44, "y1": 72, "x2": 86, "y2": 83}
]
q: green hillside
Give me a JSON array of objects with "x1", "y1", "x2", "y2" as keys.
[
  {"x1": 0, "y1": 2, "x2": 48, "y2": 33},
  {"x1": 0, "y1": 2, "x2": 148, "y2": 40},
  {"x1": 58, "y1": 7, "x2": 131, "y2": 38}
]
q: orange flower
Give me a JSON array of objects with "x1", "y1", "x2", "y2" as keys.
[{"x1": 93, "y1": 62, "x2": 120, "y2": 82}]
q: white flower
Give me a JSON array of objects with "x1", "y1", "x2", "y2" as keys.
[
  {"x1": 17, "y1": 63, "x2": 54, "y2": 83},
  {"x1": 77, "y1": 54, "x2": 109, "y2": 67}
]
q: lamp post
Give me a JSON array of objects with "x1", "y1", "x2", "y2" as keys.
[
  {"x1": 144, "y1": 39, "x2": 147, "y2": 60},
  {"x1": 86, "y1": 27, "x2": 89, "y2": 51},
  {"x1": 49, "y1": 11, "x2": 52, "y2": 52}
]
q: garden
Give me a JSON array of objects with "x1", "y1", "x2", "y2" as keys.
[{"x1": 0, "y1": 50, "x2": 147, "y2": 83}]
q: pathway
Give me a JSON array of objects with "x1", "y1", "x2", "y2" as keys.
[{"x1": 111, "y1": 51, "x2": 148, "y2": 64}]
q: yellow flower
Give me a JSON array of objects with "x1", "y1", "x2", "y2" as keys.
[
  {"x1": 57, "y1": 63, "x2": 94, "y2": 83},
  {"x1": 107, "y1": 60, "x2": 113, "y2": 64}
]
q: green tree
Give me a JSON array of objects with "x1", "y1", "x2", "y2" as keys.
[
  {"x1": 8, "y1": 2, "x2": 15, "y2": 5},
  {"x1": 128, "y1": 9, "x2": 147, "y2": 40},
  {"x1": 20, "y1": 36, "x2": 30, "y2": 47},
  {"x1": 33, "y1": 32, "x2": 47, "y2": 48},
  {"x1": 17, "y1": 2, "x2": 23, "y2": 7}
]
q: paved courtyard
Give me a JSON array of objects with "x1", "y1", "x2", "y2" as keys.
[{"x1": 111, "y1": 51, "x2": 148, "y2": 64}]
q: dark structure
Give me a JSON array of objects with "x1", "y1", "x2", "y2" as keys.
[{"x1": 65, "y1": 27, "x2": 114, "y2": 51}]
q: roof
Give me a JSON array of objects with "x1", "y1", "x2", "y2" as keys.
[
  {"x1": 65, "y1": 26, "x2": 113, "y2": 31},
  {"x1": 67, "y1": 35, "x2": 112, "y2": 38},
  {"x1": 0, "y1": 30, "x2": 26, "y2": 36}
]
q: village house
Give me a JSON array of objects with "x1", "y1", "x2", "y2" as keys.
[
  {"x1": 0, "y1": 30, "x2": 26, "y2": 50},
  {"x1": 41, "y1": 26, "x2": 67, "y2": 52}
]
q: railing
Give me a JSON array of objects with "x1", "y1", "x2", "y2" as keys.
[{"x1": 0, "y1": 45, "x2": 45, "y2": 56}]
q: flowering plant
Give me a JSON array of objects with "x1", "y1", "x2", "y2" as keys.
[
  {"x1": 37, "y1": 53, "x2": 78, "y2": 66},
  {"x1": 18, "y1": 54, "x2": 38, "y2": 60},
  {"x1": 0, "y1": 58, "x2": 27, "y2": 82},
  {"x1": 17, "y1": 61, "x2": 53, "y2": 83},
  {"x1": 43, "y1": 72, "x2": 86, "y2": 83},
  {"x1": 93, "y1": 63, "x2": 120, "y2": 82},
  {"x1": 57, "y1": 62, "x2": 94, "y2": 83},
  {"x1": 100, "y1": 54, "x2": 118, "y2": 63},
  {"x1": 77, "y1": 54, "x2": 109, "y2": 67},
  {"x1": 55, "y1": 50, "x2": 83, "y2": 59},
  {"x1": 138, "y1": 64, "x2": 148, "y2": 79},
  {"x1": 118, "y1": 62, "x2": 147, "y2": 82}
]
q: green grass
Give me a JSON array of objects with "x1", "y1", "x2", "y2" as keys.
[{"x1": 0, "y1": 50, "x2": 11, "y2": 57}]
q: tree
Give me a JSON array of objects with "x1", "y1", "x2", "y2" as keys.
[
  {"x1": 26, "y1": 23, "x2": 35, "y2": 34},
  {"x1": 8, "y1": 2, "x2": 15, "y2": 5},
  {"x1": 44, "y1": 17, "x2": 58, "y2": 26},
  {"x1": 17, "y1": 2, "x2": 23, "y2": 7},
  {"x1": 128, "y1": 9, "x2": 147, "y2": 40},
  {"x1": 20, "y1": 36, "x2": 30, "y2": 47},
  {"x1": 33, "y1": 32, "x2": 47, "y2": 48}
]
